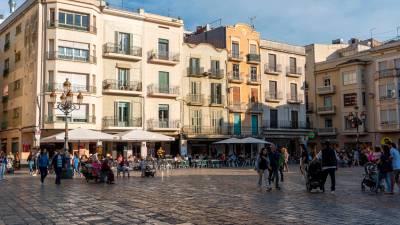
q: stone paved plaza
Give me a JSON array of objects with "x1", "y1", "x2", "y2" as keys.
[{"x1": 0, "y1": 166, "x2": 399, "y2": 225}]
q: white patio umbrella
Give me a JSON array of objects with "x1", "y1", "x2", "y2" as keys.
[
  {"x1": 41, "y1": 128, "x2": 118, "y2": 143},
  {"x1": 212, "y1": 138, "x2": 242, "y2": 144},
  {"x1": 115, "y1": 129, "x2": 175, "y2": 142},
  {"x1": 240, "y1": 137, "x2": 272, "y2": 145}
]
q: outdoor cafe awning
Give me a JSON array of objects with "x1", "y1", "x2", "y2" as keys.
[
  {"x1": 212, "y1": 137, "x2": 272, "y2": 145},
  {"x1": 115, "y1": 129, "x2": 175, "y2": 142},
  {"x1": 212, "y1": 138, "x2": 243, "y2": 144},
  {"x1": 41, "y1": 128, "x2": 118, "y2": 143}
]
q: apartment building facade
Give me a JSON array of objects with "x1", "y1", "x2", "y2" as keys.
[
  {"x1": 260, "y1": 40, "x2": 309, "y2": 156},
  {"x1": 0, "y1": 0, "x2": 184, "y2": 158}
]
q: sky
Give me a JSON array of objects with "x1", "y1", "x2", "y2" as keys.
[{"x1": 1, "y1": 0, "x2": 399, "y2": 45}]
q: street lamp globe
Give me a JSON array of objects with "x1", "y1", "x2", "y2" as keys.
[
  {"x1": 77, "y1": 91, "x2": 83, "y2": 104},
  {"x1": 49, "y1": 91, "x2": 57, "y2": 103},
  {"x1": 63, "y1": 78, "x2": 72, "y2": 92},
  {"x1": 60, "y1": 92, "x2": 66, "y2": 104},
  {"x1": 66, "y1": 91, "x2": 73, "y2": 102}
]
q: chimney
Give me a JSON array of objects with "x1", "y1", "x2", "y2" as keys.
[{"x1": 9, "y1": 0, "x2": 16, "y2": 14}]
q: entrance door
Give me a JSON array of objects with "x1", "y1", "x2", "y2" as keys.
[
  {"x1": 118, "y1": 68, "x2": 129, "y2": 89},
  {"x1": 270, "y1": 109, "x2": 278, "y2": 128},
  {"x1": 251, "y1": 115, "x2": 258, "y2": 136},
  {"x1": 233, "y1": 113, "x2": 241, "y2": 135},
  {"x1": 291, "y1": 110, "x2": 298, "y2": 129}
]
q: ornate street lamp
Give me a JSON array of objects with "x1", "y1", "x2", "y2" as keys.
[
  {"x1": 49, "y1": 78, "x2": 83, "y2": 178},
  {"x1": 347, "y1": 106, "x2": 366, "y2": 151}
]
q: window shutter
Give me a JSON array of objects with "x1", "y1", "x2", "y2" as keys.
[
  {"x1": 114, "y1": 102, "x2": 118, "y2": 123},
  {"x1": 129, "y1": 33, "x2": 133, "y2": 54},
  {"x1": 115, "y1": 31, "x2": 119, "y2": 46}
]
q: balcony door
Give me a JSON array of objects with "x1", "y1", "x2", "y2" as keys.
[
  {"x1": 158, "y1": 39, "x2": 169, "y2": 59},
  {"x1": 117, "y1": 102, "x2": 130, "y2": 127},
  {"x1": 251, "y1": 115, "x2": 258, "y2": 136},
  {"x1": 118, "y1": 68, "x2": 129, "y2": 89},
  {"x1": 268, "y1": 54, "x2": 276, "y2": 71},
  {"x1": 211, "y1": 60, "x2": 220, "y2": 75},
  {"x1": 211, "y1": 83, "x2": 222, "y2": 104},
  {"x1": 159, "y1": 71, "x2": 169, "y2": 93},
  {"x1": 190, "y1": 58, "x2": 200, "y2": 74},
  {"x1": 118, "y1": 32, "x2": 130, "y2": 54},
  {"x1": 290, "y1": 83, "x2": 297, "y2": 100},
  {"x1": 191, "y1": 109, "x2": 202, "y2": 133},
  {"x1": 233, "y1": 64, "x2": 240, "y2": 79},
  {"x1": 159, "y1": 104, "x2": 169, "y2": 128},
  {"x1": 251, "y1": 88, "x2": 258, "y2": 103},
  {"x1": 270, "y1": 109, "x2": 278, "y2": 128},
  {"x1": 289, "y1": 57, "x2": 297, "y2": 74},
  {"x1": 191, "y1": 81, "x2": 201, "y2": 103},
  {"x1": 250, "y1": 66, "x2": 257, "y2": 80},
  {"x1": 232, "y1": 87, "x2": 240, "y2": 104},
  {"x1": 232, "y1": 41, "x2": 239, "y2": 58},
  {"x1": 291, "y1": 110, "x2": 298, "y2": 129},
  {"x1": 269, "y1": 81, "x2": 277, "y2": 99},
  {"x1": 324, "y1": 96, "x2": 332, "y2": 107},
  {"x1": 233, "y1": 113, "x2": 241, "y2": 135}
]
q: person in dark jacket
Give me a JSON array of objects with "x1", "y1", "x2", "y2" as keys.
[
  {"x1": 316, "y1": 141, "x2": 338, "y2": 193},
  {"x1": 52, "y1": 151, "x2": 65, "y2": 185},
  {"x1": 268, "y1": 146, "x2": 281, "y2": 190},
  {"x1": 256, "y1": 148, "x2": 271, "y2": 191},
  {"x1": 38, "y1": 149, "x2": 50, "y2": 184}
]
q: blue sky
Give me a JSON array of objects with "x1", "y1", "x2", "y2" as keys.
[{"x1": 2, "y1": 0, "x2": 399, "y2": 45}]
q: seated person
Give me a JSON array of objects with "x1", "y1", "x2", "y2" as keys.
[{"x1": 101, "y1": 159, "x2": 114, "y2": 184}]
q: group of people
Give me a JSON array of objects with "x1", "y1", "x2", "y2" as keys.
[{"x1": 255, "y1": 146, "x2": 290, "y2": 191}]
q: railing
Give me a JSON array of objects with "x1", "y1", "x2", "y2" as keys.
[
  {"x1": 265, "y1": 91, "x2": 283, "y2": 101},
  {"x1": 228, "y1": 102, "x2": 247, "y2": 111},
  {"x1": 3, "y1": 68, "x2": 9, "y2": 77},
  {"x1": 248, "y1": 74, "x2": 261, "y2": 83},
  {"x1": 47, "y1": 51, "x2": 97, "y2": 64},
  {"x1": 379, "y1": 94, "x2": 397, "y2": 100},
  {"x1": 103, "y1": 43, "x2": 142, "y2": 57},
  {"x1": 247, "y1": 54, "x2": 260, "y2": 63},
  {"x1": 209, "y1": 69, "x2": 224, "y2": 79},
  {"x1": 286, "y1": 66, "x2": 303, "y2": 75},
  {"x1": 187, "y1": 67, "x2": 205, "y2": 76},
  {"x1": 228, "y1": 52, "x2": 244, "y2": 61},
  {"x1": 183, "y1": 126, "x2": 227, "y2": 135},
  {"x1": 187, "y1": 94, "x2": 204, "y2": 105},
  {"x1": 46, "y1": 83, "x2": 96, "y2": 94},
  {"x1": 147, "y1": 84, "x2": 180, "y2": 95},
  {"x1": 45, "y1": 115, "x2": 96, "y2": 124},
  {"x1": 149, "y1": 50, "x2": 180, "y2": 62},
  {"x1": 317, "y1": 85, "x2": 335, "y2": 94},
  {"x1": 208, "y1": 95, "x2": 225, "y2": 105},
  {"x1": 317, "y1": 105, "x2": 335, "y2": 113},
  {"x1": 249, "y1": 102, "x2": 263, "y2": 112},
  {"x1": 147, "y1": 119, "x2": 180, "y2": 129},
  {"x1": 343, "y1": 125, "x2": 366, "y2": 133},
  {"x1": 227, "y1": 72, "x2": 244, "y2": 82},
  {"x1": 380, "y1": 122, "x2": 400, "y2": 130},
  {"x1": 47, "y1": 20, "x2": 97, "y2": 33},
  {"x1": 264, "y1": 120, "x2": 310, "y2": 129},
  {"x1": 102, "y1": 79, "x2": 142, "y2": 92},
  {"x1": 287, "y1": 94, "x2": 303, "y2": 103},
  {"x1": 227, "y1": 126, "x2": 263, "y2": 136},
  {"x1": 376, "y1": 68, "x2": 400, "y2": 79},
  {"x1": 317, "y1": 127, "x2": 337, "y2": 135},
  {"x1": 102, "y1": 117, "x2": 142, "y2": 128},
  {"x1": 1, "y1": 121, "x2": 7, "y2": 130},
  {"x1": 264, "y1": 63, "x2": 282, "y2": 74},
  {"x1": 4, "y1": 41, "x2": 10, "y2": 51}
]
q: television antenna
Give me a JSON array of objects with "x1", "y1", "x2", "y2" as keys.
[{"x1": 249, "y1": 16, "x2": 256, "y2": 29}]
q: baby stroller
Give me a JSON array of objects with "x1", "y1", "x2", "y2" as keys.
[
  {"x1": 143, "y1": 160, "x2": 156, "y2": 177},
  {"x1": 361, "y1": 162, "x2": 384, "y2": 193},
  {"x1": 305, "y1": 160, "x2": 325, "y2": 192},
  {"x1": 81, "y1": 162, "x2": 100, "y2": 182}
]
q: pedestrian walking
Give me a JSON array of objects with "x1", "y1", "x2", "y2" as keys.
[
  {"x1": 38, "y1": 149, "x2": 50, "y2": 184},
  {"x1": 52, "y1": 151, "x2": 65, "y2": 185},
  {"x1": 282, "y1": 147, "x2": 289, "y2": 172},
  {"x1": 389, "y1": 142, "x2": 400, "y2": 193},
  {"x1": 377, "y1": 145, "x2": 393, "y2": 194},
  {"x1": 300, "y1": 144, "x2": 310, "y2": 175},
  {"x1": 0, "y1": 151, "x2": 7, "y2": 181},
  {"x1": 27, "y1": 152, "x2": 34, "y2": 175},
  {"x1": 316, "y1": 141, "x2": 338, "y2": 194},
  {"x1": 279, "y1": 147, "x2": 285, "y2": 182},
  {"x1": 73, "y1": 153, "x2": 80, "y2": 177},
  {"x1": 353, "y1": 149, "x2": 360, "y2": 167},
  {"x1": 269, "y1": 146, "x2": 281, "y2": 190},
  {"x1": 255, "y1": 148, "x2": 271, "y2": 191}
]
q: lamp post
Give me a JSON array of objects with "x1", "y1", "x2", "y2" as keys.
[
  {"x1": 347, "y1": 106, "x2": 366, "y2": 151},
  {"x1": 49, "y1": 78, "x2": 83, "y2": 178}
]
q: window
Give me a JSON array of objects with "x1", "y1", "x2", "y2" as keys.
[
  {"x1": 269, "y1": 81, "x2": 277, "y2": 99},
  {"x1": 15, "y1": 24, "x2": 22, "y2": 35},
  {"x1": 190, "y1": 109, "x2": 202, "y2": 133},
  {"x1": 58, "y1": 46, "x2": 89, "y2": 62},
  {"x1": 56, "y1": 72, "x2": 89, "y2": 92},
  {"x1": 158, "y1": 39, "x2": 169, "y2": 59},
  {"x1": 380, "y1": 109, "x2": 397, "y2": 124},
  {"x1": 158, "y1": 71, "x2": 169, "y2": 93},
  {"x1": 13, "y1": 108, "x2": 20, "y2": 119},
  {"x1": 290, "y1": 83, "x2": 297, "y2": 100},
  {"x1": 11, "y1": 138, "x2": 19, "y2": 154},
  {"x1": 324, "y1": 96, "x2": 332, "y2": 107},
  {"x1": 13, "y1": 80, "x2": 21, "y2": 91},
  {"x1": 379, "y1": 84, "x2": 396, "y2": 99},
  {"x1": 117, "y1": 32, "x2": 130, "y2": 54},
  {"x1": 343, "y1": 93, "x2": 357, "y2": 106},
  {"x1": 211, "y1": 83, "x2": 222, "y2": 104},
  {"x1": 289, "y1": 57, "x2": 297, "y2": 74},
  {"x1": 48, "y1": 102, "x2": 54, "y2": 119},
  {"x1": 325, "y1": 118, "x2": 333, "y2": 128},
  {"x1": 270, "y1": 109, "x2": 278, "y2": 128},
  {"x1": 232, "y1": 87, "x2": 240, "y2": 104},
  {"x1": 114, "y1": 102, "x2": 129, "y2": 126},
  {"x1": 49, "y1": 8, "x2": 55, "y2": 24},
  {"x1": 378, "y1": 61, "x2": 387, "y2": 71},
  {"x1": 342, "y1": 71, "x2": 357, "y2": 85},
  {"x1": 15, "y1": 51, "x2": 21, "y2": 63},
  {"x1": 4, "y1": 58, "x2": 10, "y2": 70},
  {"x1": 232, "y1": 41, "x2": 239, "y2": 58},
  {"x1": 323, "y1": 78, "x2": 331, "y2": 87},
  {"x1": 4, "y1": 33, "x2": 10, "y2": 51},
  {"x1": 250, "y1": 88, "x2": 258, "y2": 103},
  {"x1": 362, "y1": 92, "x2": 366, "y2": 106},
  {"x1": 210, "y1": 110, "x2": 222, "y2": 133},
  {"x1": 233, "y1": 64, "x2": 240, "y2": 78},
  {"x1": 159, "y1": 104, "x2": 169, "y2": 127},
  {"x1": 118, "y1": 68, "x2": 129, "y2": 89},
  {"x1": 189, "y1": 58, "x2": 200, "y2": 74},
  {"x1": 268, "y1": 54, "x2": 276, "y2": 71},
  {"x1": 190, "y1": 81, "x2": 201, "y2": 95},
  {"x1": 250, "y1": 66, "x2": 257, "y2": 80},
  {"x1": 211, "y1": 60, "x2": 220, "y2": 74},
  {"x1": 58, "y1": 11, "x2": 89, "y2": 30},
  {"x1": 250, "y1": 44, "x2": 257, "y2": 54}
]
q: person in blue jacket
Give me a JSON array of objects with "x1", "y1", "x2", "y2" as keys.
[{"x1": 37, "y1": 149, "x2": 50, "y2": 184}]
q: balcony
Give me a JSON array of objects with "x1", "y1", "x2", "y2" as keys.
[
  {"x1": 45, "y1": 115, "x2": 96, "y2": 124},
  {"x1": 286, "y1": 66, "x2": 303, "y2": 77},
  {"x1": 306, "y1": 102, "x2": 314, "y2": 113},
  {"x1": 265, "y1": 91, "x2": 283, "y2": 102},
  {"x1": 148, "y1": 51, "x2": 180, "y2": 65},
  {"x1": 264, "y1": 63, "x2": 282, "y2": 75},
  {"x1": 248, "y1": 102, "x2": 263, "y2": 113},
  {"x1": 317, "y1": 85, "x2": 335, "y2": 95},
  {"x1": 103, "y1": 43, "x2": 142, "y2": 61},
  {"x1": 380, "y1": 122, "x2": 400, "y2": 131},
  {"x1": 187, "y1": 67, "x2": 206, "y2": 77},
  {"x1": 317, "y1": 106, "x2": 336, "y2": 115},
  {"x1": 47, "y1": 20, "x2": 97, "y2": 34},
  {"x1": 343, "y1": 125, "x2": 367, "y2": 135},
  {"x1": 4, "y1": 41, "x2": 10, "y2": 51},
  {"x1": 208, "y1": 69, "x2": 225, "y2": 79},
  {"x1": 287, "y1": 94, "x2": 303, "y2": 104},
  {"x1": 375, "y1": 68, "x2": 400, "y2": 79},
  {"x1": 208, "y1": 95, "x2": 225, "y2": 107},
  {"x1": 227, "y1": 72, "x2": 244, "y2": 83},
  {"x1": 46, "y1": 83, "x2": 96, "y2": 94},
  {"x1": 379, "y1": 93, "x2": 398, "y2": 101},
  {"x1": 317, "y1": 127, "x2": 337, "y2": 136},
  {"x1": 102, "y1": 79, "x2": 142, "y2": 96},
  {"x1": 247, "y1": 54, "x2": 260, "y2": 64},
  {"x1": 1, "y1": 121, "x2": 7, "y2": 130},
  {"x1": 183, "y1": 126, "x2": 228, "y2": 136},
  {"x1": 147, "y1": 84, "x2": 179, "y2": 98},
  {"x1": 47, "y1": 51, "x2": 97, "y2": 64},
  {"x1": 147, "y1": 119, "x2": 180, "y2": 131},
  {"x1": 228, "y1": 126, "x2": 263, "y2": 137},
  {"x1": 247, "y1": 74, "x2": 261, "y2": 85},
  {"x1": 102, "y1": 117, "x2": 142, "y2": 128},
  {"x1": 228, "y1": 52, "x2": 244, "y2": 62},
  {"x1": 228, "y1": 102, "x2": 247, "y2": 112},
  {"x1": 264, "y1": 120, "x2": 311, "y2": 130},
  {"x1": 187, "y1": 94, "x2": 205, "y2": 106},
  {"x1": 3, "y1": 68, "x2": 9, "y2": 77}
]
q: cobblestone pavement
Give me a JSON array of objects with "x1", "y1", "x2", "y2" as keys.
[{"x1": 0, "y1": 166, "x2": 399, "y2": 225}]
